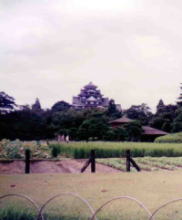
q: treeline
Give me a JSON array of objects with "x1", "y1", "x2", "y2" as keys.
[{"x1": 0, "y1": 85, "x2": 182, "y2": 141}]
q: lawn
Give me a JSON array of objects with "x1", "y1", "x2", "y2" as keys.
[
  {"x1": 97, "y1": 156, "x2": 182, "y2": 171},
  {"x1": 1, "y1": 171, "x2": 182, "y2": 219}
]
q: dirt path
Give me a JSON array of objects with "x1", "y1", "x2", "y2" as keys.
[{"x1": 0, "y1": 159, "x2": 120, "y2": 174}]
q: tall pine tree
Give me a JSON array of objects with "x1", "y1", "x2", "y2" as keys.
[{"x1": 177, "y1": 83, "x2": 182, "y2": 107}]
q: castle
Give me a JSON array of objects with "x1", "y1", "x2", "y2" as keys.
[{"x1": 72, "y1": 82, "x2": 110, "y2": 109}]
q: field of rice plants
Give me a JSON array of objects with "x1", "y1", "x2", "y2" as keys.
[
  {"x1": 49, "y1": 141, "x2": 182, "y2": 158},
  {"x1": 97, "y1": 157, "x2": 182, "y2": 172}
]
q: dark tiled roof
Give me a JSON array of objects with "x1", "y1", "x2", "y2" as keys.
[
  {"x1": 142, "y1": 126, "x2": 168, "y2": 135},
  {"x1": 109, "y1": 117, "x2": 134, "y2": 124}
]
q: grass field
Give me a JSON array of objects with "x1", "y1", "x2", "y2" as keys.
[
  {"x1": 97, "y1": 157, "x2": 182, "y2": 171},
  {"x1": 49, "y1": 141, "x2": 182, "y2": 158},
  {"x1": 1, "y1": 171, "x2": 182, "y2": 219}
]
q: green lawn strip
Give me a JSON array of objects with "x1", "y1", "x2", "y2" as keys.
[
  {"x1": 2, "y1": 141, "x2": 182, "y2": 160},
  {"x1": 1, "y1": 172, "x2": 182, "y2": 219},
  {"x1": 97, "y1": 157, "x2": 182, "y2": 172},
  {"x1": 49, "y1": 141, "x2": 182, "y2": 158}
]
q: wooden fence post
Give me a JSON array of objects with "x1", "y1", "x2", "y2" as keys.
[
  {"x1": 126, "y1": 150, "x2": 131, "y2": 172},
  {"x1": 90, "y1": 150, "x2": 96, "y2": 173},
  {"x1": 25, "y1": 149, "x2": 31, "y2": 174}
]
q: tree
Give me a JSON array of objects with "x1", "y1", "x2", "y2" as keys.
[
  {"x1": 51, "y1": 101, "x2": 71, "y2": 113},
  {"x1": 0, "y1": 91, "x2": 16, "y2": 114},
  {"x1": 172, "y1": 107, "x2": 182, "y2": 132},
  {"x1": 150, "y1": 104, "x2": 177, "y2": 132},
  {"x1": 32, "y1": 98, "x2": 42, "y2": 113},
  {"x1": 156, "y1": 99, "x2": 165, "y2": 114},
  {"x1": 125, "y1": 103, "x2": 152, "y2": 125},
  {"x1": 124, "y1": 121, "x2": 143, "y2": 141},
  {"x1": 177, "y1": 83, "x2": 182, "y2": 107},
  {"x1": 106, "y1": 99, "x2": 122, "y2": 119},
  {"x1": 78, "y1": 117, "x2": 109, "y2": 141}
]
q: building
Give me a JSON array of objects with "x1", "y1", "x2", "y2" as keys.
[
  {"x1": 72, "y1": 82, "x2": 110, "y2": 109},
  {"x1": 109, "y1": 116, "x2": 168, "y2": 142}
]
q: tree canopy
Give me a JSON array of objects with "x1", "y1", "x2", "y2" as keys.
[{"x1": 0, "y1": 92, "x2": 16, "y2": 114}]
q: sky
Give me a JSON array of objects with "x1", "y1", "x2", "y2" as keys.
[{"x1": 0, "y1": 0, "x2": 182, "y2": 112}]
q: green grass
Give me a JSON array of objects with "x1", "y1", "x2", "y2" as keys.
[
  {"x1": 49, "y1": 141, "x2": 182, "y2": 158},
  {"x1": 0, "y1": 206, "x2": 36, "y2": 220},
  {"x1": 1, "y1": 140, "x2": 182, "y2": 160},
  {"x1": 2, "y1": 172, "x2": 182, "y2": 219},
  {"x1": 97, "y1": 157, "x2": 182, "y2": 172}
]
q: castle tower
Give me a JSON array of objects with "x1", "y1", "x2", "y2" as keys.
[{"x1": 72, "y1": 82, "x2": 109, "y2": 109}]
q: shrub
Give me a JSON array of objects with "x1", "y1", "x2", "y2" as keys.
[
  {"x1": 3, "y1": 139, "x2": 23, "y2": 159},
  {"x1": 155, "y1": 132, "x2": 182, "y2": 143},
  {"x1": 51, "y1": 145, "x2": 61, "y2": 157}
]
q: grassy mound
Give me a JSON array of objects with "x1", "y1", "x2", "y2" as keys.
[{"x1": 155, "y1": 132, "x2": 182, "y2": 143}]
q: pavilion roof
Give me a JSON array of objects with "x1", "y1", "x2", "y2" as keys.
[
  {"x1": 109, "y1": 116, "x2": 134, "y2": 124},
  {"x1": 142, "y1": 126, "x2": 168, "y2": 135}
]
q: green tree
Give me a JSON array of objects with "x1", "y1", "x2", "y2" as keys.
[
  {"x1": 106, "y1": 99, "x2": 122, "y2": 119},
  {"x1": 125, "y1": 103, "x2": 152, "y2": 125},
  {"x1": 78, "y1": 117, "x2": 109, "y2": 141},
  {"x1": 150, "y1": 104, "x2": 177, "y2": 132},
  {"x1": 0, "y1": 91, "x2": 16, "y2": 114},
  {"x1": 51, "y1": 101, "x2": 71, "y2": 113},
  {"x1": 124, "y1": 121, "x2": 143, "y2": 141},
  {"x1": 177, "y1": 83, "x2": 182, "y2": 107},
  {"x1": 32, "y1": 98, "x2": 42, "y2": 113},
  {"x1": 172, "y1": 108, "x2": 182, "y2": 132}
]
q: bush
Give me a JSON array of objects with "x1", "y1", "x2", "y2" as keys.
[
  {"x1": 0, "y1": 139, "x2": 24, "y2": 159},
  {"x1": 51, "y1": 145, "x2": 61, "y2": 157},
  {"x1": 155, "y1": 132, "x2": 182, "y2": 143}
]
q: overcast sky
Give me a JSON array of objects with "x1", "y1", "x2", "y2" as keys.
[{"x1": 0, "y1": 0, "x2": 182, "y2": 112}]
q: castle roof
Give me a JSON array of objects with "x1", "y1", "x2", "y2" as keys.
[
  {"x1": 84, "y1": 81, "x2": 97, "y2": 89},
  {"x1": 87, "y1": 96, "x2": 96, "y2": 101}
]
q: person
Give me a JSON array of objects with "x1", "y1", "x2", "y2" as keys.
[{"x1": 65, "y1": 135, "x2": 69, "y2": 143}]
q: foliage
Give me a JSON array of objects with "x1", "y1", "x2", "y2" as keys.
[
  {"x1": 155, "y1": 132, "x2": 182, "y2": 143},
  {"x1": 0, "y1": 91, "x2": 16, "y2": 114},
  {"x1": 125, "y1": 103, "x2": 152, "y2": 125},
  {"x1": 51, "y1": 145, "x2": 61, "y2": 157},
  {"x1": 124, "y1": 120, "x2": 143, "y2": 141},
  {"x1": 106, "y1": 99, "x2": 122, "y2": 119},
  {"x1": 177, "y1": 83, "x2": 182, "y2": 107},
  {"x1": 104, "y1": 127, "x2": 128, "y2": 141},
  {"x1": 0, "y1": 139, "x2": 23, "y2": 159},
  {"x1": 0, "y1": 108, "x2": 52, "y2": 140},
  {"x1": 31, "y1": 98, "x2": 42, "y2": 113},
  {"x1": 150, "y1": 104, "x2": 177, "y2": 132},
  {"x1": 51, "y1": 101, "x2": 71, "y2": 113},
  {"x1": 172, "y1": 108, "x2": 182, "y2": 132},
  {"x1": 156, "y1": 99, "x2": 165, "y2": 114},
  {"x1": 0, "y1": 139, "x2": 51, "y2": 159},
  {"x1": 78, "y1": 116, "x2": 109, "y2": 141}
]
